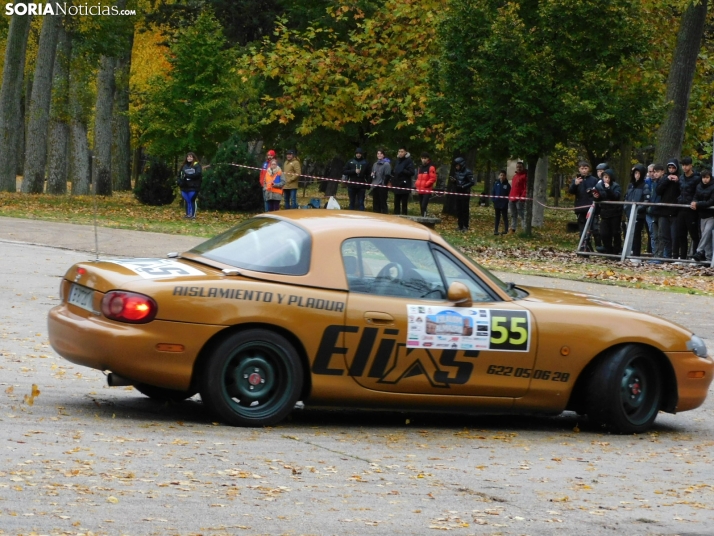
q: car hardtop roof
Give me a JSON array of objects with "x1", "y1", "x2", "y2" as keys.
[{"x1": 268, "y1": 210, "x2": 435, "y2": 240}]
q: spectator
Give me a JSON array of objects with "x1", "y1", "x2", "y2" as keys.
[
  {"x1": 415, "y1": 152, "x2": 437, "y2": 217},
  {"x1": 178, "y1": 152, "x2": 202, "y2": 219},
  {"x1": 491, "y1": 170, "x2": 510, "y2": 235},
  {"x1": 677, "y1": 156, "x2": 701, "y2": 259},
  {"x1": 568, "y1": 160, "x2": 599, "y2": 250},
  {"x1": 691, "y1": 170, "x2": 714, "y2": 262},
  {"x1": 343, "y1": 148, "x2": 370, "y2": 211},
  {"x1": 508, "y1": 161, "x2": 527, "y2": 233},
  {"x1": 624, "y1": 164, "x2": 650, "y2": 257},
  {"x1": 654, "y1": 159, "x2": 682, "y2": 259},
  {"x1": 591, "y1": 168, "x2": 622, "y2": 254},
  {"x1": 644, "y1": 164, "x2": 656, "y2": 254},
  {"x1": 647, "y1": 163, "x2": 667, "y2": 259},
  {"x1": 370, "y1": 149, "x2": 391, "y2": 214},
  {"x1": 391, "y1": 147, "x2": 415, "y2": 215},
  {"x1": 282, "y1": 149, "x2": 301, "y2": 210},
  {"x1": 451, "y1": 157, "x2": 474, "y2": 231},
  {"x1": 259, "y1": 149, "x2": 276, "y2": 212},
  {"x1": 263, "y1": 158, "x2": 284, "y2": 212}
]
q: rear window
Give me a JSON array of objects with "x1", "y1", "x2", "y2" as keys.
[{"x1": 189, "y1": 218, "x2": 311, "y2": 275}]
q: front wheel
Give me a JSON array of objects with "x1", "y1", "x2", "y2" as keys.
[
  {"x1": 199, "y1": 329, "x2": 303, "y2": 427},
  {"x1": 586, "y1": 345, "x2": 662, "y2": 434}
]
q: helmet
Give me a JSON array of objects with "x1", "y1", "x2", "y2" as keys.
[
  {"x1": 453, "y1": 157, "x2": 466, "y2": 166},
  {"x1": 596, "y1": 163, "x2": 608, "y2": 170},
  {"x1": 267, "y1": 149, "x2": 276, "y2": 157}
]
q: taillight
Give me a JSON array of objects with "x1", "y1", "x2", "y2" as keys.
[{"x1": 101, "y1": 291, "x2": 158, "y2": 324}]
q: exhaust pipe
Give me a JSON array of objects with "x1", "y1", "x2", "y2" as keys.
[{"x1": 107, "y1": 372, "x2": 134, "y2": 387}]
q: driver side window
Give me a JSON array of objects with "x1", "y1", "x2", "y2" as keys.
[{"x1": 341, "y1": 238, "x2": 446, "y2": 299}]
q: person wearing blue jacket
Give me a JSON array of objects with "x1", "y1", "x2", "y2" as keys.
[{"x1": 491, "y1": 170, "x2": 510, "y2": 235}]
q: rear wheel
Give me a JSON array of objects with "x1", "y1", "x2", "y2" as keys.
[
  {"x1": 199, "y1": 329, "x2": 303, "y2": 426},
  {"x1": 586, "y1": 345, "x2": 662, "y2": 434},
  {"x1": 134, "y1": 383, "x2": 196, "y2": 402}
]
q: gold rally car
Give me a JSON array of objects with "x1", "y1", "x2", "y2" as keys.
[{"x1": 48, "y1": 212, "x2": 713, "y2": 433}]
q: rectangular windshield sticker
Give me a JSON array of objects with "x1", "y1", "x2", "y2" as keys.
[
  {"x1": 407, "y1": 305, "x2": 530, "y2": 352},
  {"x1": 107, "y1": 258, "x2": 206, "y2": 279}
]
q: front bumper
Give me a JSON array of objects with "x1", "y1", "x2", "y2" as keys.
[
  {"x1": 666, "y1": 351, "x2": 714, "y2": 412},
  {"x1": 48, "y1": 304, "x2": 225, "y2": 391}
]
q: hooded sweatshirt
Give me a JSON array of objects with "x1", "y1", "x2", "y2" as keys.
[
  {"x1": 593, "y1": 169, "x2": 622, "y2": 218},
  {"x1": 391, "y1": 152, "x2": 416, "y2": 190},
  {"x1": 343, "y1": 151, "x2": 370, "y2": 187},
  {"x1": 692, "y1": 179, "x2": 714, "y2": 219},
  {"x1": 653, "y1": 159, "x2": 682, "y2": 217},
  {"x1": 624, "y1": 163, "x2": 650, "y2": 220}
]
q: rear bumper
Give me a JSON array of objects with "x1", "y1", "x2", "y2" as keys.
[
  {"x1": 48, "y1": 304, "x2": 225, "y2": 391},
  {"x1": 666, "y1": 351, "x2": 714, "y2": 412}
]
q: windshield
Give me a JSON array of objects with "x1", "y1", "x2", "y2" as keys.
[{"x1": 189, "y1": 218, "x2": 311, "y2": 275}]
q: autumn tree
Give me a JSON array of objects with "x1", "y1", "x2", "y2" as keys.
[
  {"x1": 654, "y1": 0, "x2": 708, "y2": 163},
  {"x1": 242, "y1": 0, "x2": 442, "y2": 157},
  {"x1": 137, "y1": 10, "x2": 247, "y2": 161},
  {"x1": 436, "y1": 0, "x2": 656, "y2": 236},
  {"x1": 0, "y1": 12, "x2": 32, "y2": 192}
]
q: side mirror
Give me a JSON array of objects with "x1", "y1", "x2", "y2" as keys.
[{"x1": 447, "y1": 282, "x2": 472, "y2": 308}]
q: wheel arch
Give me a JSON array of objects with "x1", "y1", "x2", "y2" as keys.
[
  {"x1": 566, "y1": 342, "x2": 677, "y2": 414},
  {"x1": 189, "y1": 323, "x2": 312, "y2": 401}
]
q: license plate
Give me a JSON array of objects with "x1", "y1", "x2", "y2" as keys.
[{"x1": 68, "y1": 283, "x2": 95, "y2": 313}]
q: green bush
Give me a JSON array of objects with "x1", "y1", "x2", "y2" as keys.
[
  {"x1": 134, "y1": 158, "x2": 176, "y2": 206},
  {"x1": 200, "y1": 135, "x2": 262, "y2": 211}
]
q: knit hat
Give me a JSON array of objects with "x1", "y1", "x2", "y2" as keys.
[
  {"x1": 286, "y1": 149, "x2": 295, "y2": 155},
  {"x1": 267, "y1": 149, "x2": 276, "y2": 157},
  {"x1": 596, "y1": 163, "x2": 608, "y2": 171},
  {"x1": 355, "y1": 148, "x2": 364, "y2": 155}
]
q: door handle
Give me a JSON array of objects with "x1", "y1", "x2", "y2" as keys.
[{"x1": 364, "y1": 312, "x2": 394, "y2": 325}]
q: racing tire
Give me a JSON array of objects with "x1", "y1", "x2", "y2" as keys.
[
  {"x1": 585, "y1": 345, "x2": 662, "y2": 434},
  {"x1": 134, "y1": 383, "x2": 196, "y2": 402},
  {"x1": 199, "y1": 329, "x2": 303, "y2": 427}
]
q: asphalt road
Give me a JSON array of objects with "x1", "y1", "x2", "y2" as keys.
[{"x1": 1, "y1": 218, "x2": 713, "y2": 535}]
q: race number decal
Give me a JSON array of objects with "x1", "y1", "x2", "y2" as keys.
[
  {"x1": 489, "y1": 310, "x2": 530, "y2": 352},
  {"x1": 407, "y1": 306, "x2": 530, "y2": 352},
  {"x1": 108, "y1": 258, "x2": 205, "y2": 279}
]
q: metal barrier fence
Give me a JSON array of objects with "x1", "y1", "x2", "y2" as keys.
[{"x1": 576, "y1": 200, "x2": 714, "y2": 267}]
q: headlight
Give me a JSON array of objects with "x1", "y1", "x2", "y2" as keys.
[{"x1": 686, "y1": 335, "x2": 709, "y2": 358}]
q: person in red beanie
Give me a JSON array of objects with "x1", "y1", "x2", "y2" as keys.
[{"x1": 259, "y1": 149, "x2": 276, "y2": 212}]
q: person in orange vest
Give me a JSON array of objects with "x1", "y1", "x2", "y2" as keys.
[
  {"x1": 264, "y1": 158, "x2": 284, "y2": 212},
  {"x1": 260, "y1": 149, "x2": 276, "y2": 211}
]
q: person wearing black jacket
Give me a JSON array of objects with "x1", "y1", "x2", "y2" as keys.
[
  {"x1": 391, "y1": 147, "x2": 415, "y2": 215},
  {"x1": 676, "y1": 157, "x2": 701, "y2": 259},
  {"x1": 624, "y1": 164, "x2": 651, "y2": 257},
  {"x1": 654, "y1": 159, "x2": 682, "y2": 259},
  {"x1": 691, "y1": 170, "x2": 714, "y2": 262},
  {"x1": 343, "y1": 148, "x2": 370, "y2": 211},
  {"x1": 451, "y1": 157, "x2": 474, "y2": 231},
  {"x1": 568, "y1": 161, "x2": 599, "y2": 248},
  {"x1": 178, "y1": 152, "x2": 202, "y2": 219},
  {"x1": 591, "y1": 169, "x2": 622, "y2": 254}
]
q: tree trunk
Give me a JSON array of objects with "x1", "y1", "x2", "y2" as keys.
[
  {"x1": 481, "y1": 160, "x2": 491, "y2": 207},
  {"x1": 654, "y1": 0, "x2": 707, "y2": 163},
  {"x1": 524, "y1": 155, "x2": 539, "y2": 237},
  {"x1": 68, "y1": 47, "x2": 91, "y2": 196},
  {"x1": 615, "y1": 141, "x2": 632, "y2": 188},
  {"x1": 551, "y1": 173, "x2": 561, "y2": 207},
  {"x1": 47, "y1": 25, "x2": 71, "y2": 195},
  {"x1": 112, "y1": 30, "x2": 134, "y2": 191},
  {"x1": 0, "y1": 13, "x2": 32, "y2": 192},
  {"x1": 532, "y1": 155, "x2": 548, "y2": 227},
  {"x1": 93, "y1": 55, "x2": 116, "y2": 196},
  {"x1": 22, "y1": 14, "x2": 62, "y2": 193}
]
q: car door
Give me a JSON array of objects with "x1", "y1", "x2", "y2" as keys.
[{"x1": 340, "y1": 237, "x2": 538, "y2": 397}]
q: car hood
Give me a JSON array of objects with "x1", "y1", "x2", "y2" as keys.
[{"x1": 519, "y1": 285, "x2": 638, "y2": 311}]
